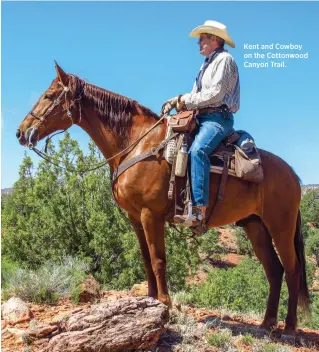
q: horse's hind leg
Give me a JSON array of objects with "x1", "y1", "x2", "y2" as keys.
[
  {"x1": 129, "y1": 215, "x2": 158, "y2": 298},
  {"x1": 140, "y1": 208, "x2": 171, "y2": 306},
  {"x1": 238, "y1": 215, "x2": 284, "y2": 330},
  {"x1": 263, "y1": 214, "x2": 301, "y2": 335}
]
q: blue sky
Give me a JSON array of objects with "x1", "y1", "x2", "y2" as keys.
[{"x1": 2, "y1": 1, "x2": 319, "y2": 188}]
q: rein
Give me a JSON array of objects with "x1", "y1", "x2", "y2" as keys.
[{"x1": 32, "y1": 115, "x2": 167, "y2": 173}]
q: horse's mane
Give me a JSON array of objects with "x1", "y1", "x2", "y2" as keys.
[{"x1": 69, "y1": 75, "x2": 159, "y2": 139}]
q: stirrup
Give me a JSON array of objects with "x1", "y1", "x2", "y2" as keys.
[
  {"x1": 174, "y1": 202, "x2": 204, "y2": 227},
  {"x1": 174, "y1": 214, "x2": 203, "y2": 227},
  {"x1": 190, "y1": 224, "x2": 208, "y2": 235}
]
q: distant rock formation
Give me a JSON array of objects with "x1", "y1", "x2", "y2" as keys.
[
  {"x1": 301, "y1": 184, "x2": 319, "y2": 196},
  {"x1": 1, "y1": 187, "x2": 13, "y2": 196}
]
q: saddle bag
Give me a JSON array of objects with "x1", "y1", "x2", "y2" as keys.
[
  {"x1": 168, "y1": 110, "x2": 196, "y2": 133},
  {"x1": 234, "y1": 146, "x2": 264, "y2": 183}
]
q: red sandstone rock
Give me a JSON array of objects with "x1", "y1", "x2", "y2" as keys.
[{"x1": 44, "y1": 297, "x2": 169, "y2": 352}]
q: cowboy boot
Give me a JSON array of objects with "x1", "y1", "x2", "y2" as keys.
[
  {"x1": 174, "y1": 205, "x2": 207, "y2": 227},
  {"x1": 189, "y1": 206, "x2": 208, "y2": 235}
]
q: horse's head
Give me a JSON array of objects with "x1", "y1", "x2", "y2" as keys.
[{"x1": 17, "y1": 62, "x2": 81, "y2": 148}]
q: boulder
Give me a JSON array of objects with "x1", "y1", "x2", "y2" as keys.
[
  {"x1": 77, "y1": 274, "x2": 101, "y2": 303},
  {"x1": 44, "y1": 297, "x2": 169, "y2": 352},
  {"x1": 1, "y1": 297, "x2": 33, "y2": 324}
]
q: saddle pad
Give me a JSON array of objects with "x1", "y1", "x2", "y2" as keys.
[{"x1": 210, "y1": 153, "x2": 237, "y2": 177}]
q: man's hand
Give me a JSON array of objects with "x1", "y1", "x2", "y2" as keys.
[{"x1": 160, "y1": 95, "x2": 185, "y2": 116}]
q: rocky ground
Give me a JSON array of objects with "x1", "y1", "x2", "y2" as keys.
[
  {"x1": 2, "y1": 228, "x2": 319, "y2": 352},
  {"x1": 1, "y1": 291, "x2": 319, "y2": 352}
]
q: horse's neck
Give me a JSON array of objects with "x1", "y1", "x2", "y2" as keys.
[{"x1": 78, "y1": 107, "x2": 165, "y2": 171}]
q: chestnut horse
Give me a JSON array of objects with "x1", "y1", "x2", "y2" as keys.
[{"x1": 17, "y1": 63, "x2": 309, "y2": 337}]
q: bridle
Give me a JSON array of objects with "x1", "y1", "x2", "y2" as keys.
[
  {"x1": 28, "y1": 79, "x2": 84, "y2": 132},
  {"x1": 27, "y1": 78, "x2": 85, "y2": 151}
]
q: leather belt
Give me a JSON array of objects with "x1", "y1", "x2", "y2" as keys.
[
  {"x1": 195, "y1": 107, "x2": 223, "y2": 115},
  {"x1": 195, "y1": 105, "x2": 231, "y2": 119}
]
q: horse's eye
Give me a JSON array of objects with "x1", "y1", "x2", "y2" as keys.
[{"x1": 44, "y1": 94, "x2": 53, "y2": 100}]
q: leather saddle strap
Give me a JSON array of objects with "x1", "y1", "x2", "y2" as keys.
[
  {"x1": 205, "y1": 153, "x2": 229, "y2": 225},
  {"x1": 168, "y1": 134, "x2": 184, "y2": 200},
  {"x1": 112, "y1": 132, "x2": 179, "y2": 182}
]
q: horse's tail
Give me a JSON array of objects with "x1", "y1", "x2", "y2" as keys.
[{"x1": 295, "y1": 210, "x2": 310, "y2": 313}]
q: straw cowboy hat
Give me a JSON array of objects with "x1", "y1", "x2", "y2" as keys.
[{"x1": 189, "y1": 20, "x2": 235, "y2": 48}]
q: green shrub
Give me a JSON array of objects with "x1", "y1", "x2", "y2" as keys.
[
  {"x1": 186, "y1": 257, "x2": 318, "y2": 329},
  {"x1": 300, "y1": 189, "x2": 319, "y2": 239},
  {"x1": 173, "y1": 290, "x2": 194, "y2": 306},
  {"x1": 253, "y1": 339, "x2": 292, "y2": 352},
  {"x1": 235, "y1": 227, "x2": 253, "y2": 256},
  {"x1": 2, "y1": 256, "x2": 89, "y2": 303},
  {"x1": 70, "y1": 284, "x2": 82, "y2": 304},
  {"x1": 305, "y1": 228, "x2": 319, "y2": 266},
  {"x1": 165, "y1": 226, "x2": 202, "y2": 292},
  {"x1": 189, "y1": 258, "x2": 274, "y2": 315},
  {"x1": 206, "y1": 328, "x2": 233, "y2": 348},
  {"x1": 310, "y1": 293, "x2": 319, "y2": 330},
  {"x1": 240, "y1": 333, "x2": 254, "y2": 346},
  {"x1": 306, "y1": 260, "x2": 316, "y2": 288},
  {"x1": 1, "y1": 256, "x2": 20, "y2": 288}
]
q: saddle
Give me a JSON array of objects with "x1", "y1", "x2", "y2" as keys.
[{"x1": 165, "y1": 111, "x2": 263, "y2": 183}]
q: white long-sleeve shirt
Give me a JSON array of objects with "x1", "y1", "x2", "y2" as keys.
[{"x1": 183, "y1": 50, "x2": 240, "y2": 113}]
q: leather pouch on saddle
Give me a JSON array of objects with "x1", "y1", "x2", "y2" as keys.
[
  {"x1": 168, "y1": 110, "x2": 196, "y2": 134},
  {"x1": 235, "y1": 146, "x2": 264, "y2": 183}
]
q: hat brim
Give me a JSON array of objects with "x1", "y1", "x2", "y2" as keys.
[{"x1": 189, "y1": 25, "x2": 235, "y2": 48}]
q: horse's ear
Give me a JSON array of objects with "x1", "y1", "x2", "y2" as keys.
[{"x1": 54, "y1": 61, "x2": 69, "y2": 86}]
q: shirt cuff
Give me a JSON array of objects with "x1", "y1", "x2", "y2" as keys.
[{"x1": 182, "y1": 93, "x2": 195, "y2": 110}]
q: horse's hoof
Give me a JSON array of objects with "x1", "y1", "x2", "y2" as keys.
[
  {"x1": 281, "y1": 327, "x2": 297, "y2": 343},
  {"x1": 259, "y1": 321, "x2": 278, "y2": 333},
  {"x1": 256, "y1": 328, "x2": 267, "y2": 337},
  {"x1": 281, "y1": 333, "x2": 296, "y2": 343},
  {"x1": 158, "y1": 294, "x2": 172, "y2": 308}
]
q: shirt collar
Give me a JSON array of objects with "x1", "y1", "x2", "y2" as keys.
[{"x1": 206, "y1": 47, "x2": 225, "y2": 61}]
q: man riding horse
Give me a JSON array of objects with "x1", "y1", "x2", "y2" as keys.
[
  {"x1": 161, "y1": 20, "x2": 240, "y2": 228},
  {"x1": 16, "y1": 21, "x2": 308, "y2": 336}
]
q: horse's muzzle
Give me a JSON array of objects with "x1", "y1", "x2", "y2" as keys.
[
  {"x1": 17, "y1": 128, "x2": 27, "y2": 146},
  {"x1": 17, "y1": 127, "x2": 39, "y2": 148}
]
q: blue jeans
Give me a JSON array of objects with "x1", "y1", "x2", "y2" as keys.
[{"x1": 189, "y1": 112, "x2": 234, "y2": 206}]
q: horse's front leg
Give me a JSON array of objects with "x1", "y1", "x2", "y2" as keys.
[
  {"x1": 128, "y1": 215, "x2": 158, "y2": 298},
  {"x1": 140, "y1": 208, "x2": 171, "y2": 306}
]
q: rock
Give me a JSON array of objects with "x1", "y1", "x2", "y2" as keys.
[
  {"x1": 78, "y1": 275, "x2": 101, "y2": 303},
  {"x1": 130, "y1": 281, "x2": 148, "y2": 297},
  {"x1": 27, "y1": 322, "x2": 59, "y2": 338},
  {"x1": 103, "y1": 289, "x2": 129, "y2": 301},
  {"x1": 44, "y1": 297, "x2": 169, "y2": 352},
  {"x1": 30, "y1": 304, "x2": 45, "y2": 313},
  {"x1": 222, "y1": 314, "x2": 232, "y2": 321},
  {"x1": 7, "y1": 328, "x2": 26, "y2": 338},
  {"x1": 1, "y1": 328, "x2": 12, "y2": 340},
  {"x1": 1, "y1": 297, "x2": 33, "y2": 324},
  {"x1": 52, "y1": 312, "x2": 71, "y2": 323}
]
